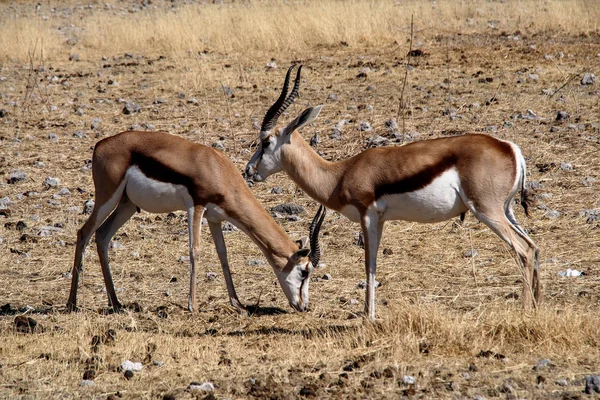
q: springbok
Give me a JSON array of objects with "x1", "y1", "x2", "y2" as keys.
[
  {"x1": 245, "y1": 65, "x2": 540, "y2": 320},
  {"x1": 67, "y1": 130, "x2": 325, "y2": 314}
]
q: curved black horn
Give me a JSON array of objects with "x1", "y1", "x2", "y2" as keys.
[
  {"x1": 261, "y1": 65, "x2": 302, "y2": 132},
  {"x1": 309, "y1": 205, "x2": 326, "y2": 268}
]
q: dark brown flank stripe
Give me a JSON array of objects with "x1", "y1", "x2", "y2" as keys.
[
  {"x1": 130, "y1": 152, "x2": 225, "y2": 205},
  {"x1": 374, "y1": 155, "x2": 457, "y2": 199}
]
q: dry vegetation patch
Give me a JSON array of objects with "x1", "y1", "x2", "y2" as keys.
[{"x1": 1, "y1": 0, "x2": 599, "y2": 398}]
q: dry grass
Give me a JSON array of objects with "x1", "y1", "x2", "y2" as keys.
[
  {"x1": 1, "y1": 0, "x2": 600, "y2": 398},
  {"x1": 1, "y1": 0, "x2": 599, "y2": 62}
]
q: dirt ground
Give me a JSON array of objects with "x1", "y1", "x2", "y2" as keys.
[{"x1": 1, "y1": 1, "x2": 599, "y2": 399}]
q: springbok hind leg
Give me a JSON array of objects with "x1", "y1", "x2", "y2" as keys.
[
  {"x1": 95, "y1": 198, "x2": 137, "y2": 310},
  {"x1": 470, "y1": 208, "x2": 539, "y2": 310}
]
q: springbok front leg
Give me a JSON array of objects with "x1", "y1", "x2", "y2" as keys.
[
  {"x1": 361, "y1": 210, "x2": 384, "y2": 321},
  {"x1": 95, "y1": 197, "x2": 137, "y2": 310},
  {"x1": 208, "y1": 220, "x2": 247, "y2": 313},
  {"x1": 187, "y1": 205, "x2": 205, "y2": 312}
]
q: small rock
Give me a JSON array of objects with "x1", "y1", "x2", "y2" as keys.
[
  {"x1": 309, "y1": 133, "x2": 320, "y2": 147},
  {"x1": 69, "y1": 53, "x2": 80, "y2": 61},
  {"x1": 528, "y1": 73, "x2": 539, "y2": 82},
  {"x1": 358, "y1": 121, "x2": 372, "y2": 132},
  {"x1": 271, "y1": 203, "x2": 304, "y2": 215},
  {"x1": 79, "y1": 379, "x2": 95, "y2": 387},
  {"x1": 358, "y1": 280, "x2": 381, "y2": 289},
  {"x1": 206, "y1": 272, "x2": 218, "y2": 281},
  {"x1": 555, "y1": 379, "x2": 568, "y2": 386},
  {"x1": 222, "y1": 221, "x2": 238, "y2": 232},
  {"x1": 534, "y1": 359, "x2": 553, "y2": 369},
  {"x1": 366, "y1": 135, "x2": 389, "y2": 148},
  {"x1": 581, "y1": 73, "x2": 596, "y2": 86},
  {"x1": 556, "y1": 111, "x2": 570, "y2": 121},
  {"x1": 48, "y1": 133, "x2": 59, "y2": 143},
  {"x1": 124, "y1": 370, "x2": 134, "y2": 380},
  {"x1": 247, "y1": 259, "x2": 266, "y2": 266},
  {"x1": 585, "y1": 375, "x2": 600, "y2": 394},
  {"x1": 83, "y1": 199, "x2": 94, "y2": 215},
  {"x1": 401, "y1": 375, "x2": 416, "y2": 385},
  {"x1": 558, "y1": 268, "x2": 583, "y2": 277},
  {"x1": 44, "y1": 177, "x2": 60, "y2": 188},
  {"x1": 73, "y1": 131, "x2": 87, "y2": 139},
  {"x1": 7, "y1": 170, "x2": 27, "y2": 184},
  {"x1": 123, "y1": 102, "x2": 141, "y2": 115},
  {"x1": 212, "y1": 142, "x2": 225, "y2": 151},
  {"x1": 464, "y1": 249, "x2": 478, "y2": 258},
  {"x1": 91, "y1": 118, "x2": 102, "y2": 130},
  {"x1": 581, "y1": 177, "x2": 595, "y2": 187},
  {"x1": 0, "y1": 109, "x2": 8, "y2": 118},
  {"x1": 271, "y1": 186, "x2": 284, "y2": 194},
  {"x1": 0, "y1": 197, "x2": 12, "y2": 208},
  {"x1": 321, "y1": 273, "x2": 332, "y2": 280},
  {"x1": 179, "y1": 256, "x2": 190, "y2": 263},
  {"x1": 187, "y1": 98, "x2": 198, "y2": 105},
  {"x1": 121, "y1": 360, "x2": 143, "y2": 372},
  {"x1": 188, "y1": 381, "x2": 214, "y2": 391},
  {"x1": 327, "y1": 93, "x2": 339, "y2": 101},
  {"x1": 545, "y1": 209, "x2": 561, "y2": 219},
  {"x1": 266, "y1": 61, "x2": 277, "y2": 69},
  {"x1": 329, "y1": 128, "x2": 343, "y2": 140},
  {"x1": 559, "y1": 162, "x2": 573, "y2": 171},
  {"x1": 110, "y1": 241, "x2": 123, "y2": 250}
]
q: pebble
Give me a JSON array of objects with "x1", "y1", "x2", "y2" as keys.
[
  {"x1": 555, "y1": 379, "x2": 568, "y2": 386},
  {"x1": 7, "y1": 170, "x2": 27, "y2": 184},
  {"x1": 401, "y1": 375, "x2": 416, "y2": 385},
  {"x1": 179, "y1": 255, "x2": 190, "y2": 263},
  {"x1": 121, "y1": 360, "x2": 143, "y2": 372},
  {"x1": 358, "y1": 121, "x2": 372, "y2": 132},
  {"x1": 57, "y1": 188, "x2": 71, "y2": 196},
  {"x1": 464, "y1": 249, "x2": 478, "y2": 258},
  {"x1": 309, "y1": 133, "x2": 320, "y2": 147},
  {"x1": 212, "y1": 142, "x2": 225, "y2": 151},
  {"x1": 270, "y1": 186, "x2": 284, "y2": 194},
  {"x1": 123, "y1": 102, "x2": 141, "y2": 114},
  {"x1": 271, "y1": 203, "x2": 304, "y2": 215},
  {"x1": 91, "y1": 118, "x2": 102, "y2": 130},
  {"x1": 366, "y1": 135, "x2": 388, "y2": 148},
  {"x1": 110, "y1": 241, "x2": 123, "y2": 250},
  {"x1": 247, "y1": 259, "x2": 266, "y2": 266},
  {"x1": 188, "y1": 381, "x2": 214, "y2": 391},
  {"x1": 48, "y1": 133, "x2": 59, "y2": 143},
  {"x1": 559, "y1": 162, "x2": 573, "y2": 171},
  {"x1": 581, "y1": 177, "x2": 595, "y2": 187},
  {"x1": 79, "y1": 379, "x2": 94, "y2": 387},
  {"x1": 585, "y1": 375, "x2": 600, "y2": 394},
  {"x1": 222, "y1": 221, "x2": 238, "y2": 232},
  {"x1": 581, "y1": 73, "x2": 596, "y2": 85},
  {"x1": 358, "y1": 280, "x2": 381, "y2": 289},
  {"x1": 44, "y1": 177, "x2": 60, "y2": 188},
  {"x1": 83, "y1": 199, "x2": 94, "y2": 215},
  {"x1": 556, "y1": 111, "x2": 570, "y2": 121},
  {"x1": 206, "y1": 272, "x2": 218, "y2": 281},
  {"x1": 321, "y1": 273, "x2": 332, "y2": 280}
]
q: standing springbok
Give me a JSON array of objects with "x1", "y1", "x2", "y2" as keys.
[
  {"x1": 67, "y1": 130, "x2": 325, "y2": 314},
  {"x1": 245, "y1": 65, "x2": 540, "y2": 320}
]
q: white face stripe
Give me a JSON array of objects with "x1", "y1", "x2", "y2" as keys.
[{"x1": 125, "y1": 166, "x2": 194, "y2": 214}]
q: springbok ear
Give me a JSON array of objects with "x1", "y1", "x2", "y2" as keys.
[
  {"x1": 282, "y1": 105, "x2": 323, "y2": 138},
  {"x1": 291, "y1": 248, "x2": 311, "y2": 262},
  {"x1": 295, "y1": 236, "x2": 309, "y2": 249}
]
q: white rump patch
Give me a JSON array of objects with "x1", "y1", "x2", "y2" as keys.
[
  {"x1": 125, "y1": 166, "x2": 193, "y2": 213},
  {"x1": 376, "y1": 168, "x2": 468, "y2": 223}
]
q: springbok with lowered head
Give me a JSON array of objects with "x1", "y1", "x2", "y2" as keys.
[
  {"x1": 245, "y1": 65, "x2": 540, "y2": 320},
  {"x1": 67, "y1": 130, "x2": 325, "y2": 313}
]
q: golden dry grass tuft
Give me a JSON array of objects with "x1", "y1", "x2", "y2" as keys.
[{"x1": 1, "y1": 0, "x2": 599, "y2": 398}]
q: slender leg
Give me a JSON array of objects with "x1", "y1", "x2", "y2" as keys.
[
  {"x1": 208, "y1": 220, "x2": 247, "y2": 313},
  {"x1": 361, "y1": 211, "x2": 384, "y2": 321},
  {"x1": 67, "y1": 191, "x2": 125, "y2": 311},
  {"x1": 187, "y1": 205, "x2": 205, "y2": 312},
  {"x1": 95, "y1": 198, "x2": 137, "y2": 310},
  {"x1": 468, "y1": 206, "x2": 539, "y2": 310}
]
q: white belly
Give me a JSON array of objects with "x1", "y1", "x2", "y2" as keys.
[
  {"x1": 378, "y1": 168, "x2": 467, "y2": 223},
  {"x1": 125, "y1": 166, "x2": 193, "y2": 213}
]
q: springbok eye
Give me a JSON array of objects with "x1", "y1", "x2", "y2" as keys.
[{"x1": 262, "y1": 139, "x2": 270, "y2": 148}]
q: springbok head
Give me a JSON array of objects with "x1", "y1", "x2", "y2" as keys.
[
  {"x1": 274, "y1": 205, "x2": 326, "y2": 311},
  {"x1": 245, "y1": 65, "x2": 322, "y2": 182}
]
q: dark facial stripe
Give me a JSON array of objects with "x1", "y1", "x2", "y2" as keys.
[{"x1": 374, "y1": 155, "x2": 456, "y2": 199}]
